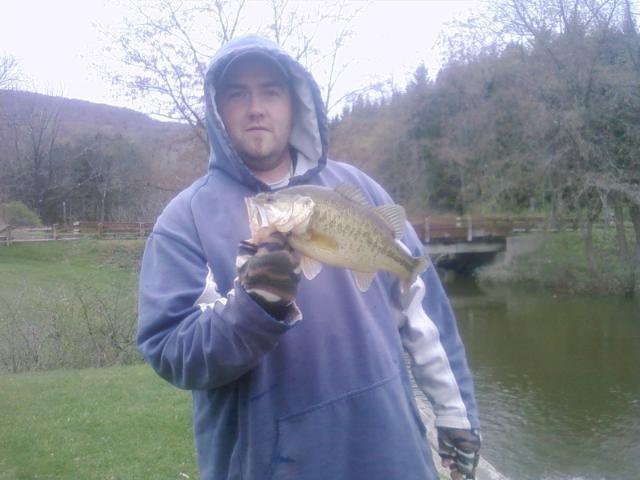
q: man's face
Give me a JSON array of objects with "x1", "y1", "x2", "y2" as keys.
[{"x1": 216, "y1": 57, "x2": 294, "y2": 175}]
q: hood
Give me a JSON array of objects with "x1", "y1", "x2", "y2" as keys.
[{"x1": 204, "y1": 35, "x2": 329, "y2": 191}]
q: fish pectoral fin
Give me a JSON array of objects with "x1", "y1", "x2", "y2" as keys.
[
  {"x1": 300, "y1": 255, "x2": 323, "y2": 280},
  {"x1": 308, "y1": 231, "x2": 339, "y2": 251},
  {"x1": 352, "y1": 271, "x2": 376, "y2": 292},
  {"x1": 373, "y1": 204, "x2": 406, "y2": 239}
]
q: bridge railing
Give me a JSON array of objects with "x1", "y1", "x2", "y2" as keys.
[
  {"x1": 411, "y1": 215, "x2": 546, "y2": 243},
  {"x1": 2, "y1": 215, "x2": 548, "y2": 246}
]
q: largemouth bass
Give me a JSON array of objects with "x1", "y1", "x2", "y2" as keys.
[{"x1": 245, "y1": 183, "x2": 428, "y2": 292}]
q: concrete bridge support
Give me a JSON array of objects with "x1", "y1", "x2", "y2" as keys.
[
  {"x1": 424, "y1": 234, "x2": 544, "y2": 273},
  {"x1": 502, "y1": 234, "x2": 544, "y2": 263}
]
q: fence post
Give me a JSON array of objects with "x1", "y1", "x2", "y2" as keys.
[
  {"x1": 98, "y1": 222, "x2": 103, "y2": 238},
  {"x1": 424, "y1": 217, "x2": 430, "y2": 243},
  {"x1": 52, "y1": 223, "x2": 58, "y2": 240},
  {"x1": 139, "y1": 222, "x2": 144, "y2": 238},
  {"x1": 467, "y1": 215, "x2": 473, "y2": 242},
  {"x1": 6, "y1": 227, "x2": 11, "y2": 246}
]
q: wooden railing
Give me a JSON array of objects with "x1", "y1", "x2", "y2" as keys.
[
  {"x1": 0, "y1": 215, "x2": 548, "y2": 246},
  {"x1": 411, "y1": 215, "x2": 546, "y2": 243},
  {"x1": 0, "y1": 221, "x2": 154, "y2": 245}
]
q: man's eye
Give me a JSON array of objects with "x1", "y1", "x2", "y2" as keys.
[{"x1": 227, "y1": 90, "x2": 246, "y2": 99}]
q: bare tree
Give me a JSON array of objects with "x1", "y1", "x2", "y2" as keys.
[
  {"x1": 266, "y1": 0, "x2": 366, "y2": 113},
  {"x1": 442, "y1": 0, "x2": 640, "y2": 271},
  {"x1": 2, "y1": 92, "x2": 63, "y2": 220},
  {"x1": 0, "y1": 55, "x2": 19, "y2": 89},
  {"x1": 103, "y1": 0, "x2": 219, "y2": 146},
  {"x1": 67, "y1": 133, "x2": 144, "y2": 222},
  {"x1": 100, "y1": 0, "x2": 363, "y2": 146}
]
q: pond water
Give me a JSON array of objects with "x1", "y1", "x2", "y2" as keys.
[{"x1": 448, "y1": 277, "x2": 640, "y2": 480}]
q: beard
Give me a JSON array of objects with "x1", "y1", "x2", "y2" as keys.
[{"x1": 235, "y1": 132, "x2": 290, "y2": 173}]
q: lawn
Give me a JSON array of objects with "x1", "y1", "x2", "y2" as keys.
[
  {"x1": 0, "y1": 364, "x2": 198, "y2": 480},
  {"x1": 0, "y1": 240, "x2": 145, "y2": 372},
  {"x1": 0, "y1": 241, "x2": 199, "y2": 478},
  {"x1": 0, "y1": 239, "x2": 144, "y2": 291}
]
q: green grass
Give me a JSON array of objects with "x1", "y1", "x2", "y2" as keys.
[
  {"x1": 0, "y1": 240, "x2": 145, "y2": 372},
  {"x1": 0, "y1": 240, "x2": 144, "y2": 288},
  {"x1": 0, "y1": 364, "x2": 198, "y2": 480},
  {"x1": 477, "y1": 229, "x2": 639, "y2": 295},
  {"x1": 0, "y1": 241, "x2": 198, "y2": 478}
]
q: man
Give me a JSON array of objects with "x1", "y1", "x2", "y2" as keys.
[{"x1": 137, "y1": 35, "x2": 481, "y2": 480}]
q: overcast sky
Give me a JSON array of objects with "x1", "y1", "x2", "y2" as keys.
[{"x1": 1, "y1": 0, "x2": 483, "y2": 113}]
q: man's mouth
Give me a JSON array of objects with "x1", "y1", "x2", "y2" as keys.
[{"x1": 247, "y1": 126, "x2": 270, "y2": 132}]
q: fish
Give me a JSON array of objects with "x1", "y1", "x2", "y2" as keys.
[{"x1": 245, "y1": 183, "x2": 429, "y2": 292}]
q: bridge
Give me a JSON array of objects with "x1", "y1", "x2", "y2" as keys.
[{"x1": 410, "y1": 215, "x2": 545, "y2": 271}]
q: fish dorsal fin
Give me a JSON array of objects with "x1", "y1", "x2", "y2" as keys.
[
  {"x1": 352, "y1": 271, "x2": 375, "y2": 292},
  {"x1": 300, "y1": 255, "x2": 323, "y2": 280},
  {"x1": 373, "y1": 204, "x2": 406, "y2": 239},
  {"x1": 335, "y1": 183, "x2": 370, "y2": 206}
]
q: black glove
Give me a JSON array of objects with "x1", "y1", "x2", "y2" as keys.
[
  {"x1": 437, "y1": 427, "x2": 481, "y2": 479},
  {"x1": 237, "y1": 232, "x2": 301, "y2": 319}
]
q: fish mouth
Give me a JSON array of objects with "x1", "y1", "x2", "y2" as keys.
[{"x1": 245, "y1": 198, "x2": 267, "y2": 229}]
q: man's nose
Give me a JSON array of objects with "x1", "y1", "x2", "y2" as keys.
[{"x1": 247, "y1": 93, "x2": 266, "y2": 117}]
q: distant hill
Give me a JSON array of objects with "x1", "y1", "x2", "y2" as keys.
[
  {"x1": 0, "y1": 90, "x2": 208, "y2": 221},
  {"x1": 0, "y1": 89, "x2": 208, "y2": 201}
]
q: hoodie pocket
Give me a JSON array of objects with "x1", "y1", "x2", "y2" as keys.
[{"x1": 266, "y1": 373, "x2": 431, "y2": 480}]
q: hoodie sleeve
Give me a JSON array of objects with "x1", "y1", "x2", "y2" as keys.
[
  {"x1": 351, "y1": 170, "x2": 479, "y2": 430},
  {"x1": 136, "y1": 208, "x2": 295, "y2": 391},
  {"x1": 397, "y1": 225, "x2": 480, "y2": 430}
]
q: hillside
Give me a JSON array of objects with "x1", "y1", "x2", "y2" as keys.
[{"x1": 0, "y1": 90, "x2": 208, "y2": 221}]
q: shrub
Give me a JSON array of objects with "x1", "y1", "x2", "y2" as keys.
[
  {"x1": 0, "y1": 278, "x2": 140, "y2": 373},
  {"x1": 0, "y1": 201, "x2": 43, "y2": 227},
  {"x1": 476, "y1": 229, "x2": 638, "y2": 295}
]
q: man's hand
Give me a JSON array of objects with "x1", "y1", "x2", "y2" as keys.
[
  {"x1": 237, "y1": 232, "x2": 301, "y2": 319},
  {"x1": 437, "y1": 427, "x2": 481, "y2": 480}
]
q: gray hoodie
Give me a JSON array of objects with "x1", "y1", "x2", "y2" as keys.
[{"x1": 137, "y1": 35, "x2": 479, "y2": 480}]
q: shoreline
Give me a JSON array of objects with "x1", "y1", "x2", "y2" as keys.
[{"x1": 470, "y1": 232, "x2": 640, "y2": 297}]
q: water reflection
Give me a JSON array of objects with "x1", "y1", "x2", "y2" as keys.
[{"x1": 447, "y1": 277, "x2": 640, "y2": 480}]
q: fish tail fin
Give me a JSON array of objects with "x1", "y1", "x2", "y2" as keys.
[{"x1": 411, "y1": 255, "x2": 429, "y2": 283}]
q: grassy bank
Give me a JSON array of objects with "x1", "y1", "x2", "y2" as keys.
[
  {"x1": 0, "y1": 364, "x2": 197, "y2": 480},
  {"x1": 0, "y1": 241, "x2": 199, "y2": 478},
  {"x1": 0, "y1": 240, "x2": 145, "y2": 372},
  {"x1": 476, "y1": 229, "x2": 639, "y2": 295}
]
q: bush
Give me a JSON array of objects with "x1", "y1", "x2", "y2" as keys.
[
  {"x1": 0, "y1": 201, "x2": 42, "y2": 227},
  {"x1": 0, "y1": 278, "x2": 140, "y2": 373},
  {"x1": 476, "y1": 229, "x2": 638, "y2": 295},
  {"x1": 0, "y1": 240, "x2": 144, "y2": 373}
]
